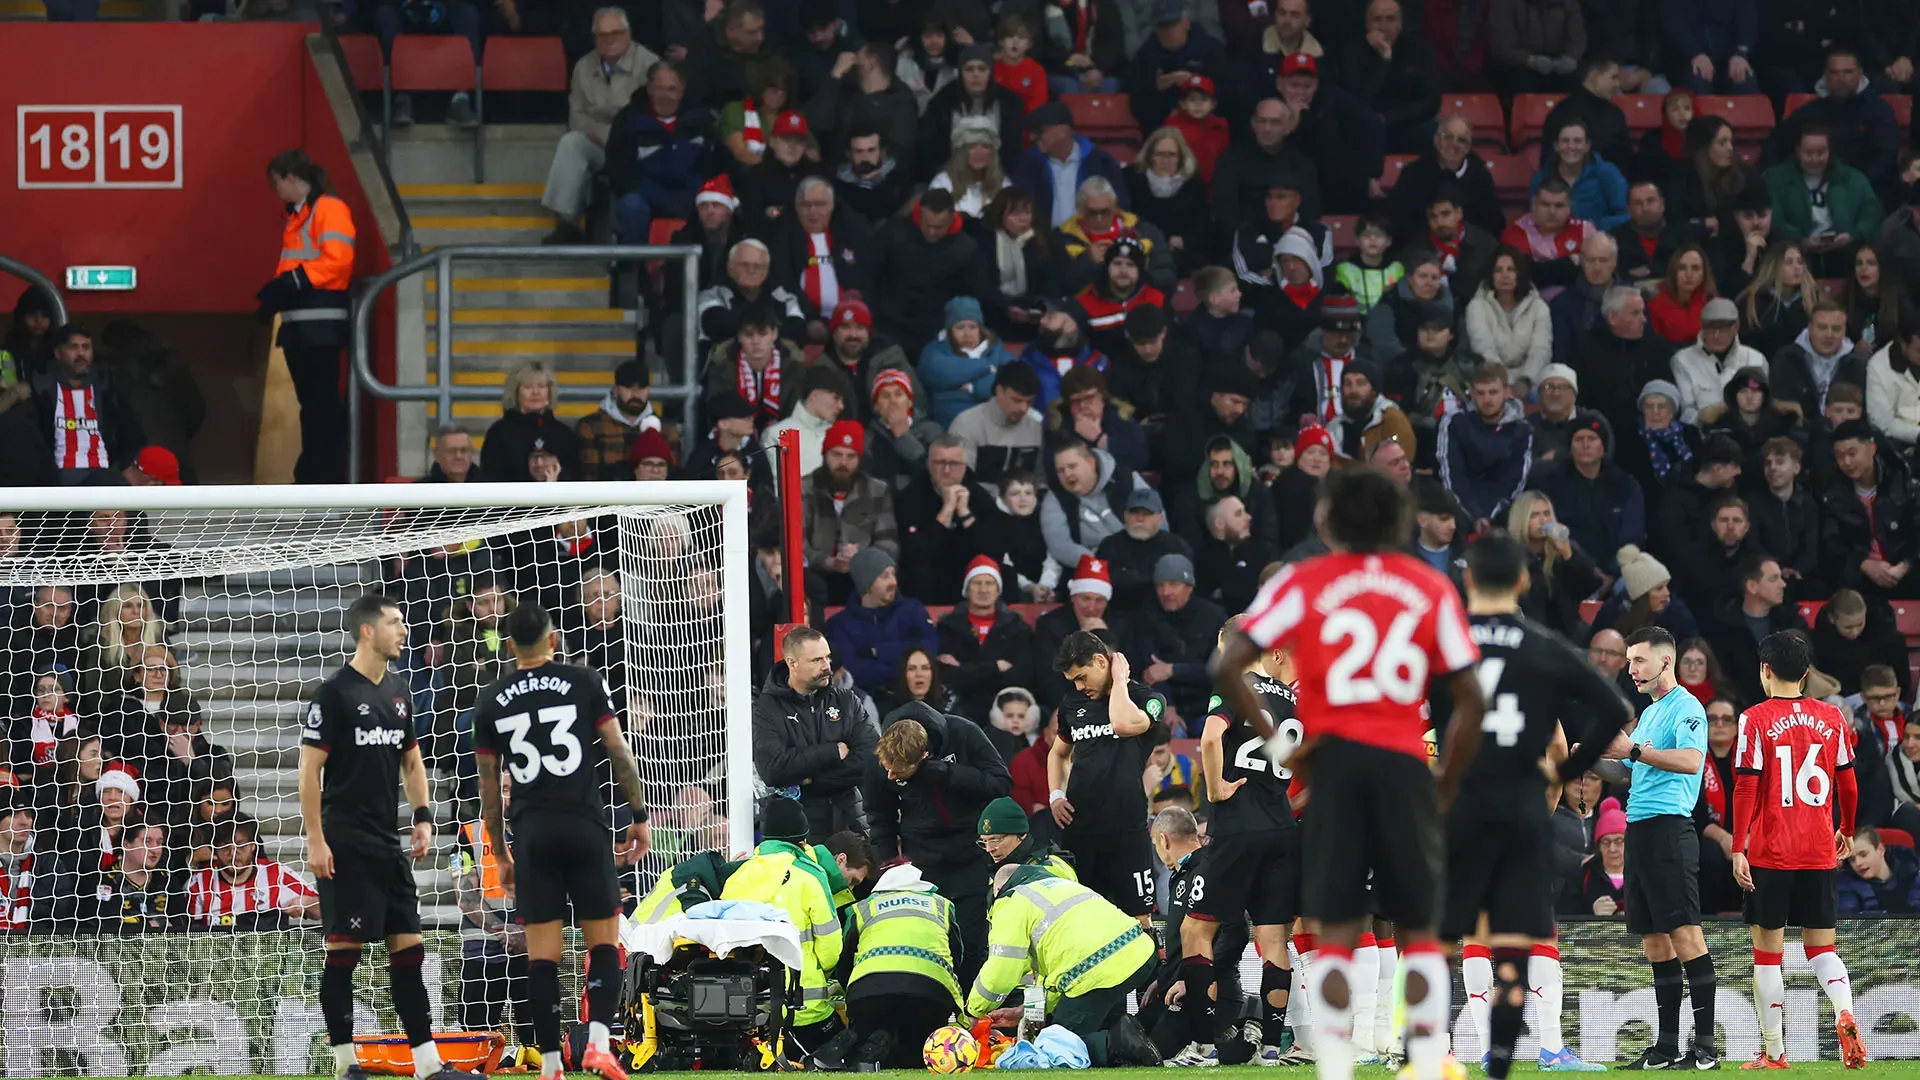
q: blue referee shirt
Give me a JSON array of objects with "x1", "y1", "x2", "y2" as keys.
[{"x1": 1625, "y1": 684, "x2": 1708, "y2": 822}]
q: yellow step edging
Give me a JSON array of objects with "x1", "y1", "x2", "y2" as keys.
[
  {"x1": 412, "y1": 216, "x2": 554, "y2": 230},
  {"x1": 450, "y1": 340, "x2": 635, "y2": 355},
  {"x1": 427, "y1": 370, "x2": 615, "y2": 385},
  {"x1": 437, "y1": 401, "x2": 597, "y2": 419}
]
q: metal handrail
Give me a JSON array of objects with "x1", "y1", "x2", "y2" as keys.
[
  {"x1": 0, "y1": 256, "x2": 68, "y2": 328},
  {"x1": 348, "y1": 243, "x2": 702, "y2": 481},
  {"x1": 315, "y1": 22, "x2": 415, "y2": 255}
]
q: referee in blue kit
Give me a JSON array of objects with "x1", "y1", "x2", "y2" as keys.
[{"x1": 1600, "y1": 626, "x2": 1718, "y2": 1071}]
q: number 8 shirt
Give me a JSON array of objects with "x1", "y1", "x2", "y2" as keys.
[
  {"x1": 1733, "y1": 696, "x2": 1857, "y2": 870},
  {"x1": 1241, "y1": 552, "x2": 1480, "y2": 759}
]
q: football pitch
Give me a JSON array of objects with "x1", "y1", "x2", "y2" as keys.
[{"x1": 141, "y1": 1064, "x2": 1914, "y2": 1079}]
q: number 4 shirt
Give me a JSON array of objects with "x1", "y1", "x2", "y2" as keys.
[
  {"x1": 1734, "y1": 696, "x2": 1857, "y2": 870},
  {"x1": 1241, "y1": 551, "x2": 1479, "y2": 759}
]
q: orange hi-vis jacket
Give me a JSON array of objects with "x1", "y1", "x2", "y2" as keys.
[{"x1": 271, "y1": 193, "x2": 356, "y2": 347}]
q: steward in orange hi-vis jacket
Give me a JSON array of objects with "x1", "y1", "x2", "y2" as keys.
[{"x1": 261, "y1": 149, "x2": 355, "y2": 484}]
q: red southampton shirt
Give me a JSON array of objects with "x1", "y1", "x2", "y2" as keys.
[
  {"x1": 1241, "y1": 551, "x2": 1479, "y2": 759},
  {"x1": 187, "y1": 859, "x2": 316, "y2": 927},
  {"x1": 1735, "y1": 697, "x2": 1854, "y2": 870}
]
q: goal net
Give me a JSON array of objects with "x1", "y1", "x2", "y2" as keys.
[{"x1": 0, "y1": 481, "x2": 751, "y2": 1077}]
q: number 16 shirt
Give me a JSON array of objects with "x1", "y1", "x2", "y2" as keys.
[
  {"x1": 1735, "y1": 696, "x2": 1855, "y2": 870},
  {"x1": 1241, "y1": 552, "x2": 1480, "y2": 760},
  {"x1": 472, "y1": 660, "x2": 616, "y2": 828}
]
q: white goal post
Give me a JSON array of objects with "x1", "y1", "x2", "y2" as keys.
[{"x1": 0, "y1": 480, "x2": 752, "y2": 1077}]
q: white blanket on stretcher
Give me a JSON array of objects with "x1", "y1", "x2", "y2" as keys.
[{"x1": 621, "y1": 902, "x2": 805, "y2": 971}]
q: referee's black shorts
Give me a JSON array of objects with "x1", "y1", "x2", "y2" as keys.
[
  {"x1": 511, "y1": 812, "x2": 621, "y2": 925},
  {"x1": 1743, "y1": 867, "x2": 1838, "y2": 931},
  {"x1": 1299, "y1": 737, "x2": 1442, "y2": 930},
  {"x1": 318, "y1": 844, "x2": 422, "y2": 942},
  {"x1": 1063, "y1": 827, "x2": 1154, "y2": 917},
  {"x1": 1624, "y1": 815, "x2": 1701, "y2": 936}
]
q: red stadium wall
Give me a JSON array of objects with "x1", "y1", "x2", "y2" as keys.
[{"x1": 0, "y1": 23, "x2": 398, "y2": 477}]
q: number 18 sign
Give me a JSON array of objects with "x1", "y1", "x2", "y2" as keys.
[{"x1": 17, "y1": 105, "x2": 183, "y2": 189}]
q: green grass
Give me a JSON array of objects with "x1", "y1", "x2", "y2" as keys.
[{"x1": 120, "y1": 1065, "x2": 1915, "y2": 1079}]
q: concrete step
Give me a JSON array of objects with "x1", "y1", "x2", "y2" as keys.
[
  {"x1": 177, "y1": 630, "x2": 344, "y2": 663},
  {"x1": 183, "y1": 594, "x2": 356, "y2": 633},
  {"x1": 414, "y1": 216, "x2": 553, "y2": 246},
  {"x1": 389, "y1": 123, "x2": 564, "y2": 187},
  {"x1": 224, "y1": 564, "x2": 377, "y2": 591},
  {"x1": 424, "y1": 307, "x2": 634, "y2": 331},
  {"x1": 446, "y1": 257, "x2": 620, "y2": 279},
  {"x1": 183, "y1": 664, "x2": 328, "y2": 700},
  {"x1": 400, "y1": 182, "x2": 549, "y2": 221},
  {"x1": 425, "y1": 275, "x2": 610, "y2": 308}
]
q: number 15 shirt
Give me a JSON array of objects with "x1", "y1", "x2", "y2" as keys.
[{"x1": 1241, "y1": 552, "x2": 1480, "y2": 760}]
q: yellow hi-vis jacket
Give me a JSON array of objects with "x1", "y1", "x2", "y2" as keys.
[
  {"x1": 721, "y1": 840, "x2": 845, "y2": 1024},
  {"x1": 630, "y1": 851, "x2": 739, "y2": 925},
  {"x1": 964, "y1": 866, "x2": 1153, "y2": 1020},
  {"x1": 846, "y1": 863, "x2": 961, "y2": 1006}
]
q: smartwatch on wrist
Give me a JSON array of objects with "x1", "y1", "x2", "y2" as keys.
[{"x1": 1629, "y1": 744, "x2": 1644, "y2": 764}]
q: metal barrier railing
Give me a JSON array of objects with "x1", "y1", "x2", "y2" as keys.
[
  {"x1": 314, "y1": 24, "x2": 416, "y2": 256},
  {"x1": 0, "y1": 256, "x2": 69, "y2": 328},
  {"x1": 348, "y1": 243, "x2": 702, "y2": 481}
]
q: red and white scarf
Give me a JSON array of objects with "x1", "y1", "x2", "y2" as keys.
[
  {"x1": 29, "y1": 708, "x2": 76, "y2": 767},
  {"x1": 738, "y1": 346, "x2": 783, "y2": 422},
  {"x1": 53, "y1": 385, "x2": 108, "y2": 470},
  {"x1": 1316, "y1": 352, "x2": 1351, "y2": 420},
  {"x1": 741, "y1": 96, "x2": 765, "y2": 157},
  {"x1": 1700, "y1": 753, "x2": 1728, "y2": 825},
  {"x1": 801, "y1": 233, "x2": 840, "y2": 315},
  {"x1": 1429, "y1": 231, "x2": 1461, "y2": 274}
]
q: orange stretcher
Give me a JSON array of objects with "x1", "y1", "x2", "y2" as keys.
[{"x1": 353, "y1": 1032, "x2": 506, "y2": 1075}]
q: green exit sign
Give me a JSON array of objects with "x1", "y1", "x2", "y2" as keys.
[{"x1": 65, "y1": 266, "x2": 137, "y2": 291}]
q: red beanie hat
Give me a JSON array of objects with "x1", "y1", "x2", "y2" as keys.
[{"x1": 825, "y1": 419, "x2": 865, "y2": 457}]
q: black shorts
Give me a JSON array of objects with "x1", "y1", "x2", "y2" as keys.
[
  {"x1": 1441, "y1": 811, "x2": 1554, "y2": 940},
  {"x1": 511, "y1": 812, "x2": 621, "y2": 925},
  {"x1": 1624, "y1": 816, "x2": 1701, "y2": 935},
  {"x1": 1063, "y1": 827, "x2": 1154, "y2": 917},
  {"x1": 1743, "y1": 867, "x2": 1838, "y2": 931},
  {"x1": 1191, "y1": 830, "x2": 1299, "y2": 928},
  {"x1": 318, "y1": 845, "x2": 422, "y2": 942},
  {"x1": 1299, "y1": 737, "x2": 1442, "y2": 930}
]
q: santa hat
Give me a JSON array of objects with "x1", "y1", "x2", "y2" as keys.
[
  {"x1": 695, "y1": 174, "x2": 738, "y2": 211},
  {"x1": 97, "y1": 765, "x2": 141, "y2": 803},
  {"x1": 963, "y1": 554, "x2": 1002, "y2": 591},
  {"x1": 871, "y1": 368, "x2": 914, "y2": 406},
  {"x1": 1068, "y1": 554, "x2": 1112, "y2": 599},
  {"x1": 825, "y1": 419, "x2": 865, "y2": 457},
  {"x1": 831, "y1": 297, "x2": 873, "y2": 329}
]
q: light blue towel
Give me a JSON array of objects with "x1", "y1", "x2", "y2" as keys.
[
  {"x1": 1034, "y1": 1025, "x2": 1090, "y2": 1068},
  {"x1": 994, "y1": 1040, "x2": 1046, "y2": 1069},
  {"x1": 683, "y1": 899, "x2": 786, "y2": 922}
]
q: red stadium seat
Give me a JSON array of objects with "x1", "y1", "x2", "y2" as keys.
[
  {"x1": 1879, "y1": 828, "x2": 1915, "y2": 849},
  {"x1": 1697, "y1": 95, "x2": 1775, "y2": 142},
  {"x1": 1783, "y1": 93, "x2": 1817, "y2": 120},
  {"x1": 1438, "y1": 93, "x2": 1506, "y2": 150},
  {"x1": 1172, "y1": 277, "x2": 1199, "y2": 316},
  {"x1": 391, "y1": 35, "x2": 480, "y2": 92},
  {"x1": 1580, "y1": 599, "x2": 1600, "y2": 624},
  {"x1": 1509, "y1": 93, "x2": 1565, "y2": 150},
  {"x1": 1325, "y1": 214, "x2": 1358, "y2": 255},
  {"x1": 1893, "y1": 601, "x2": 1920, "y2": 641},
  {"x1": 1487, "y1": 153, "x2": 1535, "y2": 201},
  {"x1": 1889, "y1": 94, "x2": 1913, "y2": 128},
  {"x1": 1063, "y1": 93, "x2": 1139, "y2": 141},
  {"x1": 645, "y1": 217, "x2": 684, "y2": 285},
  {"x1": 1008, "y1": 603, "x2": 1047, "y2": 627},
  {"x1": 1379, "y1": 154, "x2": 1417, "y2": 191},
  {"x1": 1098, "y1": 139, "x2": 1138, "y2": 166},
  {"x1": 482, "y1": 36, "x2": 567, "y2": 91},
  {"x1": 1619, "y1": 94, "x2": 1666, "y2": 132},
  {"x1": 1794, "y1": 601, "x2": 1824, "y2": 626},
  {"x1": 337, "y1": 33, "x2": 385, "y2": 92}
]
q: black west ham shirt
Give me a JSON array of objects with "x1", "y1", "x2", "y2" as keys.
[
  {"x1": 1205, "y1": 673, "x2": 1299, "y2": 837},
  {"x1": 1058, "y1": 679, "x2": 1169, "y2": 833},
  {"x1": 1441, "y1": 613, "x2": 1632, "y2": 821},
  {"x1": 471, "y1": 661, "x2": 616, "y2": 829},
  {"x1": 302, "y1": 664, "x2": 417, "y2": 851}
]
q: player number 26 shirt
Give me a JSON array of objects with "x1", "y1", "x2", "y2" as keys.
[
  {"x1": 1241, "y1": 552, "x2": 1479, "y2": 758},
  {"x1": 1736, "y1": 697, "x2": 1854, "y2": 870}
]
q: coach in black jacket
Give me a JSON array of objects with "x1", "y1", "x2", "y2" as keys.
[
  {"x1": 865, "y1": 700, "x2": 1011, "y2": 983},
  {"x1": 752, "y1": 627, "x2": 879, "y2": 842}
]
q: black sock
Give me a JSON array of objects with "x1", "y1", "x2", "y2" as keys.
[
  {"x1": 1260, "y1": 962, "x2": 1291, "y2": 1046},
  {"x1": 1488, "y1": 947, "x2": 1529, "y2": 1080},
  {"x1": 529, "y1": 959, "x2": 563, "y2": 1054},
  {"x1": 585, "y1": 944, "x2": 622, "y2": 1033},
  {"x1": 1180, "y1": 957, "x2": 1217, "y2": 1044},
  {"x1": 1684, "y1": 953, "x2": 1717, "y2": 1055},
  {"x1": 388, "y1": 944, "x2": 434, "y2": 1048},
  {"x1": 1652, "y1": 958, "x2": 1684, "y2": 1055},
  {"x1": 322, "y1": 947, "x2": 363, "y2": 1046}
]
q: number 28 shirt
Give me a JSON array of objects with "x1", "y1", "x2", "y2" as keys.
[
  {"x1": 471, "y1": 660, "x2": 616, "y2": 830},
  {"x1": 1240, "y1": 552, "x2": 1480, "y2": 759},
  {"x1": 1734, "y1": 696, "x2": 1856, "y2": 870}
]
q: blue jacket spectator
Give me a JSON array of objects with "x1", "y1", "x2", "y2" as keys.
[
  {"x1": 1838, "y1": 831, "x2": 1920, "y2": 914},
  {"x1": 918, "y1": 297, "x2": 1015, "y2": 427},
  {"x1": 824, "y1": 549, "x2": 937, "y2": 695},
  {"x1": 1015, "y1": 302, "x2": 1110, "y2": 412},
  {"x1": 605, "y1": 63, "x2": 719, "y2": 243},
  {"x1": 1438, "y1": 370, "x2": 1535, "y2": 523},
  {"x1": 1532, "y1": 151, "x2": 1630, "y2": 232},
  {"x1": 1009, "y1": 103, "x2": 1130, "y2": 229}
]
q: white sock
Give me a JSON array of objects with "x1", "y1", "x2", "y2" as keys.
[
  {"x1": 1288, "y1": 943, "x2": 1314, "y2": 1051},
  {"x1": 1754, "y1": 957, "x2": 1786, "y2": 1060},
  {"x1": 1376, "y1": 942, "x2": 1401, "y2": 1055},
  {"x1": 333, "y1": 1044, "x2": 358, "y2": 1078},
  {"x1": 1810, "y1": 948, "x2": 1854, "y2": 1015},
  {"x1": 589, "y1": 1020, "x2": 611, "y2": 1053},
  {"x1": 411, "y1": 1038, "x2": 443, "y2": 1079},
  {"x1": 540, "y1": 1051, "x2": 565, "y2": 1080},
  {"x1": 1529, "y1": 949, "x2": 1565, "y2": 1054},
  {"x1": 1350, "y1": 939, "x2": 1381, "y2": 1054},
  {"x1": 1402, "y1": 944, "x2": 1451, "y2": 1080},
  {"x1": 1462, "y1": 949, "x2": 1493, "y2": 1057},
  {"x1": 1308, "y1": 947, "x2": 1354, "y2": 1080}
]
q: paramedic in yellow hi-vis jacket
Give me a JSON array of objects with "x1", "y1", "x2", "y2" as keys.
[
  {"x1": 812, "y1": 861, "x2": 965, "y2": 1071},
  {"x1": 718, "y1": 797, "x2": 875, "y2": 1056},
  {"x1": 963, "y1": 864, "x2": 1163, "y2": 1067},
  {"x1": 260, "y1": 149, "x2": 354, "y2": 485}
]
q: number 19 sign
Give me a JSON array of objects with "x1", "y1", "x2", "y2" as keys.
[{"x1": 17, "y1": 105, "x2": 182, "y2": 189}]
